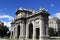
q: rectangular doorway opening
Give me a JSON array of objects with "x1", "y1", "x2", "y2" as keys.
[{"x1": 36, "y1": 28, "x2": 40, "y2": 39}]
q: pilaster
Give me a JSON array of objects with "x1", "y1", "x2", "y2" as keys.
[
  {"x1": 15, "y1": 24, "x2": 18, "y2": 38},
  {"x1": 20, "y1": 21, "x2": 26, "y2": 40},
  {"x1": 26, "y1": 22, "x2": 29, "y2": 40},
  {"x1": 40, "y1": 19, "x2": 46, "y2": 40},
  {"x1": 33, "y1": 22, "x2": 36, "y2": 40},
  {"x1": 10, "y1": 30, "x2": 13, "y2": 38},
  {"x1": 46, "y1": 24, "x2": 49, "y2": 37}
]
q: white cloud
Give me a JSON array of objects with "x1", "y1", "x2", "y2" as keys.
[
  {"x1": 54, "y1": 13, "x2": 60, "y2": 19},
  {"x1": 51, "y1": 4, "x2": 54, "y2": 7},
  {"x1": 49, "y1": 16, "x2": 53, "y2": 19},
  {"x1": 0, "y1": 8, "x2": 14, "y2": 31},
  {"x1": 0, "y1": 15, "x2": 14, "y2": 31},
  {"x1": 49, "y1": 13, "x2": 60, "y2": 19},
  {"x1": 0, "y1": 15, "x2": 14, "y2": 21}
]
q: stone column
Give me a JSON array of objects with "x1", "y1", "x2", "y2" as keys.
[
  {"x1": 33, "y1": 22, "x2": 36, "y2": 40},
  {"x1": 10, "y1": 30, "x2": 12, "y2": 38},
  {"x1": 16, "y1": 24, "x2": 18, "y2": 38},
  {"x1": 10, "y1": 26, "x2": 13, "y2": 38},
  {"x1": 45, "y1": 24, "x2": 49, "y2": 40},
  {"x1": 46, "y1": 24, "x2": 49, "y2": 37},
  {"x1": 20, "y1": 21, "x2": 26, "y2": 40},
  {"x1": 13, "y1": 27, "x2": 16, "y2": 39},
  {"x1": 23, "y1": 22, "x2": 26, "y2": 40},
  {"x1": 14, "y1": 27, "x2": 15, "y2": 39},
  {"x1": 20, "y1": 23, "x2": 23, "y2": 37},
  {"x1": 26, "y1": 22, "x2": 29, "y2": 40},
  {"x1": 11, "y1": 26, "x2": 14, "y2": 38},
  {"x1": 40, "y1": 19, "x2": 45, "y2": 40},
  {"x1": 13, "y1": 28, "x2": 14, "y2": 38},
  {"x1": 15, "y1": 26, "x2": 17, "y2": 39}
]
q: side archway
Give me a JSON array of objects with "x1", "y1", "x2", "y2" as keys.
[
  {"x1": 17, "y1": 25, "x2": 20, "y2": 38},
  {"x1": 28, "y1": 23, "x2": 33, "y2": 39}
]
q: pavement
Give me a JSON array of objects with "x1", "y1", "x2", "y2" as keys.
[{"x1": 0, "y1": 38, "x2": 7, "y2": 40}]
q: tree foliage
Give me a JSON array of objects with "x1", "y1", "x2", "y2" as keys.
[
  {"x1": 48, "y1": 27, "x2": 55, "y2": 36},
  {"x1": 0, "y1": 26, "x2": 9, "y2": 38}
]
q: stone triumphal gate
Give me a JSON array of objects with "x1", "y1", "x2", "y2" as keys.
[{"x1": 10, "y1": 7, "x2": 50, "y2": 40}]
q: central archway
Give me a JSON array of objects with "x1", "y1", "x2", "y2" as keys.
[
  {"x1": 28, "y1": 23, "x2": 33, "y2": 39},
  {"x1": 17, "y1": 25, "x2": 20, "y2": 38}
]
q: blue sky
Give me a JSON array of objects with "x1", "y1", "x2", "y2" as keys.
[{"x1": 0, "y1": 0, "x2": 60, "y2": 30}]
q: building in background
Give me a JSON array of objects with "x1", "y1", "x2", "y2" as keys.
[
  {"x1": 49, "y1": 17, "x2": 60, "y2": 36},
  {"x1": 0, "y1": 21, "x2": 4, "y2": 26}
]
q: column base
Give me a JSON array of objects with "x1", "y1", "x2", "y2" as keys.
[
  {"x1": 40, "y1": 35, "x2": 50, "y2": 40},
  {"x1": 16, "y1": 36, "x2": 50, "y2": 40}
]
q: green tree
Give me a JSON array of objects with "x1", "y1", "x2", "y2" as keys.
[
  {"x1": 0, "y1": 26, "x2": 9, "y2": 38},
  {"x1": 48, "y1": 27, "x2": 55, "y2": 36}
]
